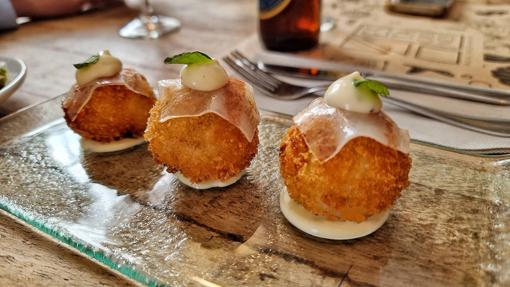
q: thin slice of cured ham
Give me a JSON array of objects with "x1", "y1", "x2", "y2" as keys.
[
  {"x1": 158, "y1": 78, "x2": 260, "y2": 142},
  {"x1": 294, "y1": 98, "x2": 410, "y2": 162},
  {"x1": 63, "y1": 68, "x2": 154, "y2": 121}
]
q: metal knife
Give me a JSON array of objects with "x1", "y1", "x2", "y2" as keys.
[{"x1": 259, "y1": 62, "x2": 510, "y2": 106}]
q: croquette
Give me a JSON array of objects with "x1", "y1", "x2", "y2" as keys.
[
  {"x1": 63, "y1": 85, "x2": 156, "y2": 142},
  {"x1": 145, "y1": 100, "x2": 259, "y2": 183},
  {"x1": 279, "y1": 126, "x2": 411, "y2": 222}
]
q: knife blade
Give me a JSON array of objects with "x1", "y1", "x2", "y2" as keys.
[{"x1": 259, "y1": 62, "x2": 349, "y2": 81}]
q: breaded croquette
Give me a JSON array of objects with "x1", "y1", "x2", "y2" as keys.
[
  {"x1": 279, "y1": 126, "x2": 411, "y2": 223},
  {"x1": 145, "y1": 101, "x2": 259, "y2": 183},
  {"x1": 64, "y1": 85, "x2": 155, "y2": 142}
]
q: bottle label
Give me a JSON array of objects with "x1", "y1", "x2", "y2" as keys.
[{"x1": 259, "y1": 0, "x2": 291, "y2": 20}]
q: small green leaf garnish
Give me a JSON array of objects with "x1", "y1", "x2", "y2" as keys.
[
  {"x1": 0, "y1": 68, "x2": 6, "y2": 89},
  {"x1": 353, "y1": 79, "x2": 390, "y2": 97},
  {"x1": 73, "y1": 54, "x2": 100, "y2": 69},
  {"x1": 164, "y1": 51, "x2": 214, "y2": 65}
]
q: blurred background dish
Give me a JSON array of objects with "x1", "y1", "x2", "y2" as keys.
[{"x1": 0, "y1": 57, "x2": 27, "y2": 106}]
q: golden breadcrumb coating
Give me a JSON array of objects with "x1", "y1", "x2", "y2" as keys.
[
  {"x1": 63, "y1": 85, "x2": 155, "y2": 142},
  {"x1": 144, "y1": 100, "x2": 259, "y2": 183},
  {"x1": 279, "y1": 126, "x2": 411, "y2": 222}
]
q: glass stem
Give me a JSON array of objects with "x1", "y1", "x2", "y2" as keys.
[{"x1": 141, "y1": 0, "x2": 154, "y2": 17}]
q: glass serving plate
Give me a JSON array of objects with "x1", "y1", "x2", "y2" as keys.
[{"x1": 0, "y1": 96, "x2": 508, "y2": 287}]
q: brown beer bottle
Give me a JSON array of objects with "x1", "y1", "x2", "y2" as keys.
[{"x1": 259, "y1": 0, "x2": 321, "y2": 52}]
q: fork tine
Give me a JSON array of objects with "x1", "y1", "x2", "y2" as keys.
[
  {"x1": 222, "y1": 56, "x2": 275, "y2": 93},
  {"x1": 229, "y1": 52, "x2": 280, "y2": 90},
  {"x1": 231, "y1": 50, "x2": 283, "y2": 87}
]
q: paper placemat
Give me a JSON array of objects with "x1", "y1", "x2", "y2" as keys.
[{"x1": 317, "y1": 0, "x2": 510, "y2": 89}]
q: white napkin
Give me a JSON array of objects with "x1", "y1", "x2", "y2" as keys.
[{"x1": 227, "y1": 37, "x2": 510, "y2": 153}]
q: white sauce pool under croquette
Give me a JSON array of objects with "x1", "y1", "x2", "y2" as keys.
[
  {"x1": 175, "y1": 171, "x2": 245, "y2": 189},
  {"x1": 280, "y1": 189, "x2": 390, "y2": 240},
  {"x1": 80, "y1": 137, "x2": 146, "y2": 153}
]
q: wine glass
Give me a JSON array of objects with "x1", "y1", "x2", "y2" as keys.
[{"x1": 119, "y1": 0, "x2": 180, "y2": 39}]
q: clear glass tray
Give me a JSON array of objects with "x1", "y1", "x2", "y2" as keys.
[{"x1": 0, "y1": 96, "x2": 508, "y2": 286}]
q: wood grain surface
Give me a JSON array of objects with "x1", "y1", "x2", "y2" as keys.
[
  {"x1": 0, "y1": 209, "x2": 138, "y2": 287},
  {"x1": 0, "y1": 1, "x2": 255, "y2": 285}
]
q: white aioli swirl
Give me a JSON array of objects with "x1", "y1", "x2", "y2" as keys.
[
  {"x1": 180, "y1": 60, "x2": 229, "y2": 92},
  {"x1": 324, "y1": 71, "x2": 382, "y2": 113},
  {"x1": 75, "y1": 50, "x2": 123, "y2": 86}
]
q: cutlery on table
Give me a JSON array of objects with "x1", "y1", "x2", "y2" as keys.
[
  {"x1": 255, "y1": 60, "x2": 510, "y2": 106},
  {"x1": 223, "y1": 51, "x2": 510, "y2": 138}
]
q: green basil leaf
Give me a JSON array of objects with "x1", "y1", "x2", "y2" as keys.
[
  {"x1": 0, "y1": 63, "x2": 7, "y2": 88},
  {"x1": 164, "y1": 51, "x2": 214, "y2": 65},
  {"x1": 353, "y1": 79, "x2": 390, "y2": 97},
  {"x1": 73, "y1": 54, "x2": 100, "y2": 69}
]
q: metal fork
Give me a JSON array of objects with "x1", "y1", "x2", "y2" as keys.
[
  {"x1": 223, "y1": 51, "x2": 330, "y2": 100},
  {"x1": 222, "y1": 51, "x2": 510, "y2": 137}
]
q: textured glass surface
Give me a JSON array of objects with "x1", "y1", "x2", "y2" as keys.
[{"x1": 0, "y1": 97, "x2": 509, "y2": 286}]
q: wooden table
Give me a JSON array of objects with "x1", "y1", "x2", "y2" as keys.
[
  {"x1": 0, "y1": 1, "x2": 255, "y2": 285},
  {"x1": 1, "y1": 1, "x2": 507, "y2": 286}
]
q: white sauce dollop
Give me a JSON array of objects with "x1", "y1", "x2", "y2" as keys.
[
  {"x1": 280, "y1": 189, "x2": 390, "y2": 240},
  {"x1": 324, "y1": 71, "x2": 382, "y2": 114},
  {"x1": 180, "y1": 60, "x2": 229, "y2": 92},
  {"x1": 175, "y1": 171, "x2": 245, "y2": 190},
  {"x1": 76, "y1": 50, "x2": 123, "y2": 86}
]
